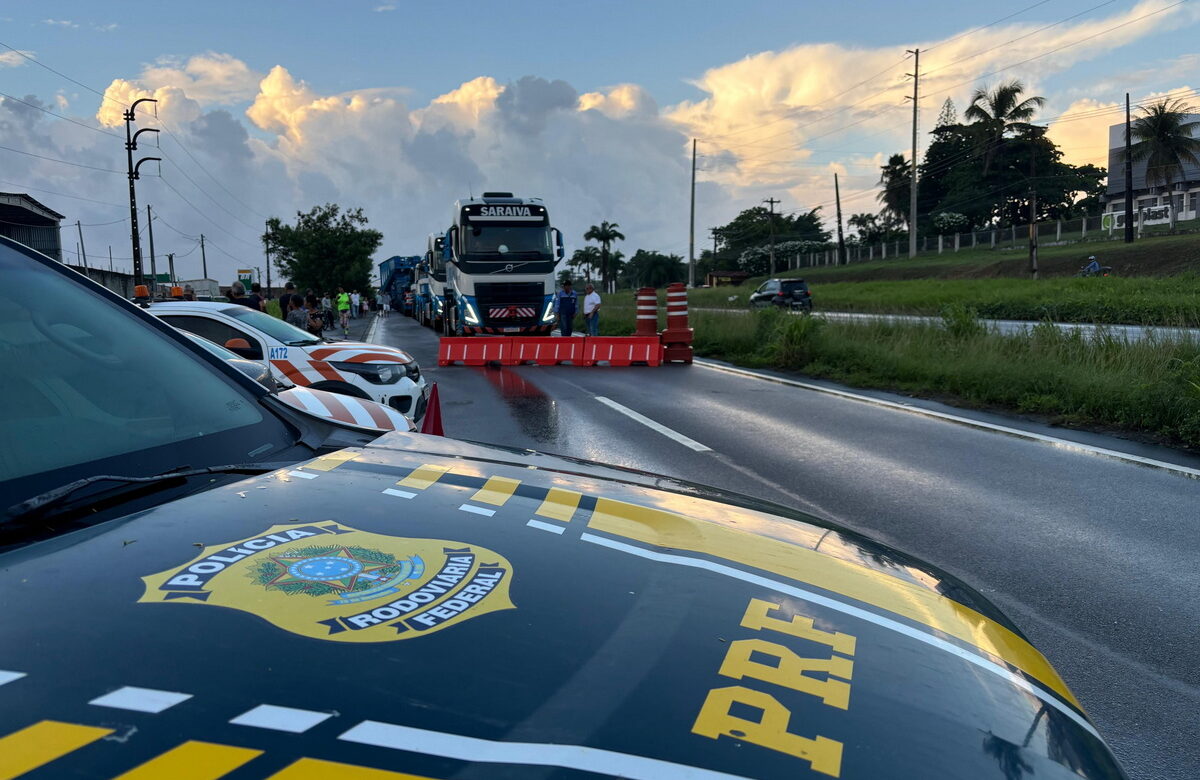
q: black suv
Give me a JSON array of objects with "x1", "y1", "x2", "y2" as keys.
[{"x1": 748, "y1": 277, "x2": 812, "y2": 312}]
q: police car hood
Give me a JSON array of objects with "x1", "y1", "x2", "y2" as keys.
[
  {"x1": 306, "y1": 341, "x2": 414, "y2": 363},
  {"x1": 0, "y1": 433, "x2": 1124, "y2": 779}
]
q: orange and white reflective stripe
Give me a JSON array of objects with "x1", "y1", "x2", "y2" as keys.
[
  {"x1": 279, "y1": 388, "x2": 403, "y2": 431},
  {"x1": 271, "y1": 360, "x2": 312, "y2": 386}
]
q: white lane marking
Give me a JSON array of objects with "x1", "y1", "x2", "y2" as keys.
[
  {"x1": 230, "y1": 704, "x2": 332, "y2": 733},
  {"x1": 383, "y1": 488, "x2": 417, "y2": 499},
  {"x1": 695, "y1": 359, "x2": 1200, "y2": 480},
  {"x1": 288, "y1": 470, "x2": 319, "y2": 480},
  {"x1": 364, "y1": 312, "x2": 381, "y2": 344},
  {"x1": 0, "y1": 670, "x2": 25, "y2": 687},
  {"x1": 338, "y1": 720, "x2": 749, "y2": 780},
  {"x1": 579, "y1": 532, "x2": 1101, "y2": 742},
  {"x1": 89, "y1": 686, "x2": 192, "y2": 714},
  {"x1": 527, "y1": 519, "x2": 566, "y2": 535},
  {"x1": 595, "y1": 396, "x2": 712, "y2": 452},
  {"x1": 459, "y1": 504, "x2": 496, "y2": 517}
]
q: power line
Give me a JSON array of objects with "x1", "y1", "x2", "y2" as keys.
[
  {"x1": 0, "y1": 91, "x2": 121, "y2": 137},
  {"x1": 0, "y1": 40, "x2": 271, "y2": 221},
  {"x1": 922, "y1": 0, "x2": 1057, "y2": 53},
  {"x1": 921, "y1": 0, "x2": 1120, "y2": 78},
  {"x1": 0, "y1": 178, "x2": 125, "y2": 207},
  {"x1": 0, "y1": 143, "x2": 124, "y2": 174},
  {"x1": 159, "y1": 157, "x2": 261, "y2": 233},
  {"x1": 154, "y1": 175, "x2": 260, "y2": 248}
]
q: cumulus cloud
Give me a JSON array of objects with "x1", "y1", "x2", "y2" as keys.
[
  {"x1": 668, "y1": 0, "x2": 1196, "y2": 203},
  {"x1": 0, "y1": 50, "x2": 32, "y2": 67},
  {"x1": 7, "y1": 1, "x2": 1195, "y2": 284},
  {"x1": 42, "y1": 19, "x2": 78, "y2": 28}
]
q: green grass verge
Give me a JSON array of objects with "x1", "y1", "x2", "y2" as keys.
[{"x1": 599, "y1": 304, "x2": 1200, "y2": 449}]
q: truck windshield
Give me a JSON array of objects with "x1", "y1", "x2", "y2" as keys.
[{"x1": 464, "y1": 224, "x2": 552, "y2": 257}]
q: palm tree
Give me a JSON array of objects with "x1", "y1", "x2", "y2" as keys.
[
  {"x1": 584, "y1": 221, "x2": 625, "y2": 293},
  {"x1": 964, "y1": 80, "x2": 1045, "y2": 175},
  {"x1": 1126, "y1": 98, "x2": 1200, "y2": 228},
  {"x1": 568, "y1": 246, "x2": 601, "y2": 282},
  {"x1": 877, "y1": 154, "x2": 911, "y2": 224}
]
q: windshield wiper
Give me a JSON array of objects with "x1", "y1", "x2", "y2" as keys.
[
  {"x1": 5, "y1": 463, "x2": 291, "y2": 525},
  {"x1": 285, "y1": 339, "x2": 321, "y2": 346}
]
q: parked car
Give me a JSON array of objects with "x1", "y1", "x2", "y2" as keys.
[
  {"x1": 749, "y1": 277, "x2": 812, "y2": 312},
  {"x1": 177, "y1": 329, "x2": 285, "y2": 390},
  {"x1": 0, "y1": 236, "x2": 1126, "y2": 779},
  {"x1": 148, "y1": 301, "x2": 428, "y2": 420}
]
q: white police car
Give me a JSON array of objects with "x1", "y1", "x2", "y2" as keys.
[{"x1": 148, "y1": 301, "x2": 428, "y2": 420}]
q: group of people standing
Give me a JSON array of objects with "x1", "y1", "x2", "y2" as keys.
[
  {"x1": 227, "y1": 279, "x2": 375, "y2": 338},
  {"x1": 551, "y1": 281, "x2": 601, "y2": 337}
]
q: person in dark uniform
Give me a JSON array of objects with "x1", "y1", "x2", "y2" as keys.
[{"x1": 553, "y1": 280, "x2": 578, "y2": 337}]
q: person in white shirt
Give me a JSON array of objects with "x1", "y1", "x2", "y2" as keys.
[
  {"x1": 350, "y1": 291, "x2": 361, "y2": 319},
  {"x1": 583, "y1": 283, "x2": 602, "y2": 337}
]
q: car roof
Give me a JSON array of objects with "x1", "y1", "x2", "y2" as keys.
[{"x1": 147, "y1": 301, "x2": 241, "y2": 314}]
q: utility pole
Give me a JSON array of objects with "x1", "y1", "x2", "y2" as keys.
[
  {"x1": 1028, "y1": 150, "x2": 1038, "y2": 280},
  {"x1": 834, "y1": 173, "x2": 846, "y2": 265},
  {"x1": 122, "y1": 97, "x2": 160, "y2": 286},
  {"x1": 264, "y1": 219, "x2": 272, "y2": 297},
  {"x1": 1124, "y1": 92, "x2": 1135, "y2": 243},
  {"x1": 763, "y1": 197, "x2": 780, "y2": 275},
  {"x1": 200, "y1": 234, "x2": 208, "y2": 280},
  {"x1": 75, "y1": 220, "x2": 89, "y2": 270},
  {"x1": 688, "y1": 138, "x2": 697, "y2": 288},
  {"x1": 108, "y1": 246, "x2": 113, "y2": 272},
  {"x1": 146, "y1": 204, "x2": 157, "y2": 298},
  {"x1": 905, "y1": 48, "x2": 920, "y2": 259},
  {"x1": 167, "y1": 252, "x2": 175, "y2": 286}
]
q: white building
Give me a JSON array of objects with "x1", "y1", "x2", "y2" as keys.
[{"x1": 1104, "y1": 115, "x2": 1200, "y2": 227}]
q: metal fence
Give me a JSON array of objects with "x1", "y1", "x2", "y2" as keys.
[{"x1": 790, "y1": 213, "x2": 1200, "y2": 268}]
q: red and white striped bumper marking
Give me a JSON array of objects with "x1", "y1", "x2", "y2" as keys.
[
  {"x1": 488, "y1": 306, "x2": 536, "y2": 319},
  {"x1": 278, "y1": 387, "x2": 404, "y2": 431}
]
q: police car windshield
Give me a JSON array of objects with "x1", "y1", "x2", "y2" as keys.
[
  {"x1": 224, "y1": 306, "x2": 321, "y2": 346},
  {"x1": 0, "y1": 241, "x2": 295, "y2": 510}
]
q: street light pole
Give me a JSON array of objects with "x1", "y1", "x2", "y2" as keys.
[
  {"x1": 688, "y1": 138, "x2": 696, "y2": 288},
  {"x1": 1124, "y1": 92, "x2": 1135, "y2": 244}
]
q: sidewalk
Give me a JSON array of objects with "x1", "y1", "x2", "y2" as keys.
[{"x1": 324, "y1": 311, "x2": 378, "y2": 342}]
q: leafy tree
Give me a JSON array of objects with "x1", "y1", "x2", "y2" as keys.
[
  {"x1": 877, "y1": 154, "x2": 912, "y2": 224},
  {"x1": 1123, "y1": 98, "x2": 1200, "y2": 227},
  {"x1": 712, "y1": 206, "x2": 830, "y2": 259},
  {"x1": 621, "y1": 250, "x2": 686, "y2": 288},
  {"x1": 964, "y1": 80, "x2": 1045, "y2": 175},
  {"x1": 264, "y1": 204, "x2": 382, "y2": 294},
  {"x1": 848, "y1": 212, "x2": 907, "y2": 244},
  {"x1": 583, "y1": 221, "x2": 625, "y2": 292}
]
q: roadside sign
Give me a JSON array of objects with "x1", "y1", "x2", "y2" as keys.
[{"x1": 237, "y1": 268, "x2": 254, "y2": 286}]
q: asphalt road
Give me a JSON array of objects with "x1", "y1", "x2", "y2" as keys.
[
  {"x1": 373, "y1": 311, "x2": 1200, "y2": 780},
  {"x1": 694, "y1": 307, "x2": 1200, "y2": 342}
]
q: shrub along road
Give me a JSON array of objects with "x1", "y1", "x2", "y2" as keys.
[{"x1": 377, "y1": 312, "x2": 1200, "y2": 780}]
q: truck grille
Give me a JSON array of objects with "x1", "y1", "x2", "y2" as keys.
[{"x1": 473, "y1": 282, "x2": 544, "y2": 325}]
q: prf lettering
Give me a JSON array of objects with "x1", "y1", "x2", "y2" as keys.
[{"x1": 691, "y1": 598, "x2": 857, "y2": 778}]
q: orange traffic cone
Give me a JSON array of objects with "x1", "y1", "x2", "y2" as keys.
[{"x1": 419, "y1": 382, "x2": 445, "y2": 436}]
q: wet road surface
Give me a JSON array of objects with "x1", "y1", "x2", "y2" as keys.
[{"x1": 374, "y1": 311, "x2": 1200, "y2": 780}]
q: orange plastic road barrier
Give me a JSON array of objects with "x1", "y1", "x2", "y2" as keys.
[
  {"x1": 437, "y1": 338, "x2": 511, "y2": 366},
  {"x1": 661, "y1": 281, "x2": 694, "y2": 364},
  {"x1": 509, "y1": 337, "x2": 585, "y2": 365},
  {"x1": 583, "y1": 336, "x2": 663, "y2": 367},
  {"x1": 634, "y1": 287, "x2": 658, "y2": 336},
  {"x1": 419, "y1": 382, "x2": 444, "y2": 435}
]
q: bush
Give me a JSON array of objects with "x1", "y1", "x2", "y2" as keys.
[{"x1": 265, "y1": 299, "x2": 283, "y2": 319}]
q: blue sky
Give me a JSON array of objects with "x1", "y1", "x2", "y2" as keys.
[{"x1": 2, "y1": 1, "x2": 1198, "y2": 280}]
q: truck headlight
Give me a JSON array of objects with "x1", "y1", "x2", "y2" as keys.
[
  {"x1": 541, "y1": 300, "x2": 555, "y2": 322},
  {"x1": 330, "y1": 360, "x2": 404, "y2": 385},
  {"x1": 433, "y1": 297, "x2": 444, "y2": 313},
  {"x1": 463, "y1": 300, "x2": 481, "y2": 325}
]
